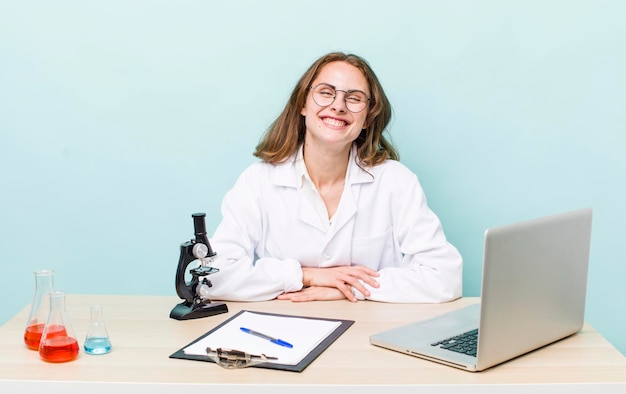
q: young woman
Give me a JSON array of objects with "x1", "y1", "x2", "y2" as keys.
[{"x1": 205, "y1": 52, "x2": 462, "y2": 303}]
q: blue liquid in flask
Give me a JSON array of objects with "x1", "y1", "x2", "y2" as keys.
[
  {"x1": 84, "y1": 305, "x2": 112, "y2": 355},
  {"x1": 84, "y1": 337, "x2": 112, "y2": 354}
]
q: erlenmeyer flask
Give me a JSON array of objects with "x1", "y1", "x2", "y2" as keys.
[
  {"x1": 84, "y1": 305, "x2": 112, "y2": 355},
  {"x1": 24, "y1": 269, "x2": 55, "y2": 350},
  {"x1": 38, "y1": 291, "x2": 79, "y2": 362}
]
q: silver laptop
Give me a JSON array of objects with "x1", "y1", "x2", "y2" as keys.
[{"x1": 370, "y1": 208, "x2": 593, "y2": 372}]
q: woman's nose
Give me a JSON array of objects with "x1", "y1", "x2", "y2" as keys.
[{"x1": 331, "y1": 91, "x2": 348, "y2": 113}]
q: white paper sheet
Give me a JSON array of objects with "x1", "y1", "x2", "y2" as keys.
[{"x1": 183, "y1": 311, "x2": 341, "y2": 365}]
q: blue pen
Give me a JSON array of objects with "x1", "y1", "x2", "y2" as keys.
[{"x1": 240, "y1": 327, "x2": 293, "y2": 348}]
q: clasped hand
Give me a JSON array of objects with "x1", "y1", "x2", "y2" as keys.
[{"x1": 276, "y1": 265, "x2": 380, "y2": 302}]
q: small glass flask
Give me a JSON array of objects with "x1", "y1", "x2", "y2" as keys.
[
  {"x1": 84, "y1": 305, "x2": 112, "y2": 355},
  {"x1": 24, "y1": 269, "x2": 55, "y2": 350},
  {"x1": 38, "y1": 291, "x2": 79, "y2": 362}
]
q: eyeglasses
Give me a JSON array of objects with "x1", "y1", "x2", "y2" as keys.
[{"x1": 310, "y1": 83, "x2": 370, "y2": 113}]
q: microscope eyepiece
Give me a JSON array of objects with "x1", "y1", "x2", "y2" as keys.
[
  {"x1": 192, "y1": 213, "x2": 207, "y2": 236},
  {"x1": 191, "y1": 212, "x2": 215, "y2": 257}
]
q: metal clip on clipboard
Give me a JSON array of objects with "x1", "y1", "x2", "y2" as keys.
[{"x1": 205, "y1": 347, "x2": 278, "y2": 369}]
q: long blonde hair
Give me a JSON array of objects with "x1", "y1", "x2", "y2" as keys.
[{"x1": 254, "y1": 52, "x2": 398, "y2": 165}]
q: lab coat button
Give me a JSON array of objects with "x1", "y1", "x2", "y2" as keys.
[{"x1": 323, "y1": 251, "x2": 332, "y2": 259}]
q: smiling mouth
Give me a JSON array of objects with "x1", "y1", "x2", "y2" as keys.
[{"x1": 322, "y1": 117, "x2": 348, "y2": 127}]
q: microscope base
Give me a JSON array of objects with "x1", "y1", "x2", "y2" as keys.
[{"x1": 170, "y1": 301, "x2": 228, "y2": 320}]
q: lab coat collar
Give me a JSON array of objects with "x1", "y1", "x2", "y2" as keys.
[
  {"x1": 270, "y1": 144, "x2": 374, "y2": 188},
  {"x1": 270, "y1": 144, "x2": 372, "y2": 234}
]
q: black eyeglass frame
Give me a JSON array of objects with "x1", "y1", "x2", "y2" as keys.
[{"x1": 309, "y1": 83, "x2": 371, "y2": 113}]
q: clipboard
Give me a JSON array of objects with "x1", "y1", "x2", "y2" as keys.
[{"x1": 169, "y1": 310, "x2": 354, "y2": 372}]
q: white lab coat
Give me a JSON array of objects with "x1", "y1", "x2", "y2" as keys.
[{"x1": 206, "y1": 145, "x2": 462, "y2": 303}]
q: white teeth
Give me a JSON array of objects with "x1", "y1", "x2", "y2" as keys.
[{"x1": 323, "y1": 118, "x2": 347, "y2": 127}]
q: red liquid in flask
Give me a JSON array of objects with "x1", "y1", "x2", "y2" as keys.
[
  {"x1": 24, "y1": 323, "x2": 68, "y2": 350},
  {"x1": 39, "y1": 334, "x2": 79, "y2": 363}
]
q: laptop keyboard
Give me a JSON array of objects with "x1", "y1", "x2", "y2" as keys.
[{"x1": 430, "y1": 328, "x2": 478, "y2": 357}]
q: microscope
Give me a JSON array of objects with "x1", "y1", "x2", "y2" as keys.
[{"x1": 170, "y1": 213, "x2": 228, "y2": 320}]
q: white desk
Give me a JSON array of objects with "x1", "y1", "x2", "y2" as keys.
[{"x1": 1, "y1": 295, "x2": 625, "y2": 393}]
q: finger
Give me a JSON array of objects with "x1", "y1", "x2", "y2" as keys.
[
  {"x1": 295, "y1": 287, "x2": 350, "y2": 302},
  {"x1": 364, "y1": 276, "x2": 380, "y2": 288},
  {"x1": 350, "y1": 272, "x2": 379, "y2": 288},
  {"x1": 287, "y1": 290, "x2": 318, "y2": 302},
  {"x1": 277, "y1": 288, "x2": 317, "y2": 302},
  {"x1": 347, "y1": 268, "x2": 380, "y2": 288},
  {"x1": 350, "y1": 265, "x2": 380, "y2": 277},
  {"x1": 336, "y1": 283, "x2": 358, "y2": 302},
  {"x1": 339, "y1": 274, "x2": 375, "y2": 297}
]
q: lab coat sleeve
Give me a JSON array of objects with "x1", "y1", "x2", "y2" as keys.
[
  {"x1": 355, "y1": 167, "x2": 463, "y2": 303},
  {"x1": 202, "y1": 165, "x2": 304, "y2": 301}
]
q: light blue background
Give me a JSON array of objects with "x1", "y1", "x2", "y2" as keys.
[{"x1": 1, "y1": 1, "x2": 624, "y2": 355}]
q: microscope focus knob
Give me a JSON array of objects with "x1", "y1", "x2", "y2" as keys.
[{"x1": 192, "y1": 243, "x2": 209, "y2": 260}]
